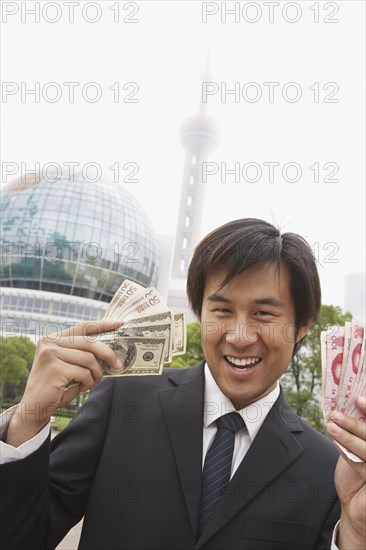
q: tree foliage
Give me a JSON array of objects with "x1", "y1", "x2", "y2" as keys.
[
  {"x1": 168, "y1": 322, "x2": 204, "y2": 368},
  {"x1": 0, "y1": 336, "x2": 36, "y2": 407}
]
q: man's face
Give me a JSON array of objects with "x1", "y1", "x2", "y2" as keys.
[{"x1": 199, "y1": 261, "x2": 309, "y2": 410}]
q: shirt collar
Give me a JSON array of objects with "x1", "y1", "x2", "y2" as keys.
[{"x1": 203, "y1": 362, "x2": 280, "y2": 443}]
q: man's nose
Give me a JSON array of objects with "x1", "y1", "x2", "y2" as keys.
[{"x1": 224, "y1": 320, "x2": 261, "y2": 346}]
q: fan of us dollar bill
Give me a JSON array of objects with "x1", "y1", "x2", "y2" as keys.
[
  {"x1": 99, "y1": 279, "x2": 186, "y2": 377},
  {"x1": 321, "y1": 319, "x2": 365, "y2": 461}
]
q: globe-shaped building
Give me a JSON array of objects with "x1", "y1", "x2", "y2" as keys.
[{"x1": 0, "y1": 171, "x2": 160, "y2": 339}]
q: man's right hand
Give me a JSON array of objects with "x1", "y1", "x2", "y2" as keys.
[{"x1": 6, "y1": 320, "x2": 123, "y2": 447}]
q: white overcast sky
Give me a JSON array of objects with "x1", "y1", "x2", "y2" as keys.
[{"x1": 1, "y1": 0, "x2": 365, "y2": 311}]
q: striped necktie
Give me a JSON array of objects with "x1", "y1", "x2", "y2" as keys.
[{"x1": 198, "y1": 411, "x2": 245, "y2": 535}]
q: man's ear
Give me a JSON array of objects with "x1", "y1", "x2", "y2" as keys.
[{"x1": 295, "y1": 322, "x2": 312, "y2": 343}]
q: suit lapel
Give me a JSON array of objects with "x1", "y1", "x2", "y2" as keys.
[
  {"x1": 197, "y1": 390, "x2": 305, "y2": 547},
  {"x1": 159, "y1": 363, "x2": 205, "y2": 538}
]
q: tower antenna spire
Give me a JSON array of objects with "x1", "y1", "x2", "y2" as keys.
[
  {"x1": 199, "y1": 50, "x2": 212, "y2": 114},
  {"x1": 170, "y1": 57, "x2": 220, "y2": 282}
]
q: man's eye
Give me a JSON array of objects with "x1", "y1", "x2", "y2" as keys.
[
  {"x1": 214, "y1": 308, "x2": 232, "y2": 313},
  {"x1": 256, "y1": 311, "x2": 273, "y2": 316}
]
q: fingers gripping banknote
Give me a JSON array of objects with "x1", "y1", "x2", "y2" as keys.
[
  {"x1": 321, "y1": 319, "x2": 365, "y2": 462},
  {"x1": 100, "y1": 279, "x2": 187, "y2": 376}
]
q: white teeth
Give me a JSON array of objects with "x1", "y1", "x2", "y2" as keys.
[{"x1": 226, "y1": 356, "x2": 260, "y2": 367}]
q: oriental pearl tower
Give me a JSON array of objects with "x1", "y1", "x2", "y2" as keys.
[{"x1": 168, "y1": 62, "x2": 220, "y2": 315}]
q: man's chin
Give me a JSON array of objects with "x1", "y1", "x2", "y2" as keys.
[{"x1": 218, "y1": 384, "x2": 254, "y2": 410}]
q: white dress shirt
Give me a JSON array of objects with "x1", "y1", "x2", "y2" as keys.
[{"x1": 203, "y1": 363, "x2": 280, "y2": 476}]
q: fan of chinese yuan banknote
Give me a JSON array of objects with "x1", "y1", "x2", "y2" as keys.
[
  {"x1": 321, "y1": 319, "x2": 365, "y2": 461},
  {"x1": 99, "y1": 279, "x2": 186, "y2": 377}
]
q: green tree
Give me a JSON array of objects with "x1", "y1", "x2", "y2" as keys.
[
  {"x1": 281, "y1": 305, "x2": 352, "y2": 432},
  {"x1": 0, "y1": 336, "x2": 36, "y2": 408},
  {"x1": 168, "y1": 322, "x2": 204, "y2": 368}
]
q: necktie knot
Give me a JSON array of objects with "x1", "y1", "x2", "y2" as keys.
[{"x1": 216, "y1": 411, "x2": 245, "y2": 433}]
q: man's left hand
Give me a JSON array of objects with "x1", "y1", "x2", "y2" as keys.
[{"x1": 327, "y1": 395, "x2": 366, "y2": 550}]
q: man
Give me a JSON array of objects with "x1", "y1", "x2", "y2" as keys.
[{"x1": 1, "y1": 218, "x2": 365, "y2": 549}]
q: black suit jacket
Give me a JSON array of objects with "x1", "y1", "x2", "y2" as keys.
[{"x1": 1, "y1": 363, "x2": 340, "y2": 550}]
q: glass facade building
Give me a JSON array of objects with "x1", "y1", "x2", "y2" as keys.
[
  {"x1": 1, "y1": 288, "x2": 108, "y2": 340},
  {"x1": 0, "y1": 171, "x2": 160, "y2": 339}
]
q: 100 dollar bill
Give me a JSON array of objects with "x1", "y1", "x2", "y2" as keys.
[
  {"x1": 99, "y1": 333, "x2": 165, "y2": 376},
  {"x1": 121, "y1": 322, "x2": 172, "y2": 363}
]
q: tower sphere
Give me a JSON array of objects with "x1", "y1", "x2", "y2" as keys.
[
  {"x1": 180, "y1": 113, "x2": 220, "y2": 153},
  {"x1": 0, "y1": 170, "x2": 160, "y2": 302}
]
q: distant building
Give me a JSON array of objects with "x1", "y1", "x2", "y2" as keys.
[
  {"x1": 344, "y1": 272, "x2": 365, "y2": 323},
  {"x1": 168, "y1": 66, "x2": 220, "y2": 320},
  {"x1": 0, "y1": 171, "x2": 160, "y2": 339}
]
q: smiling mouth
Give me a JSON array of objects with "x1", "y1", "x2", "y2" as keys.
[{"x1": 225, "y1": 355, "x2": 262, "y2": 370}]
